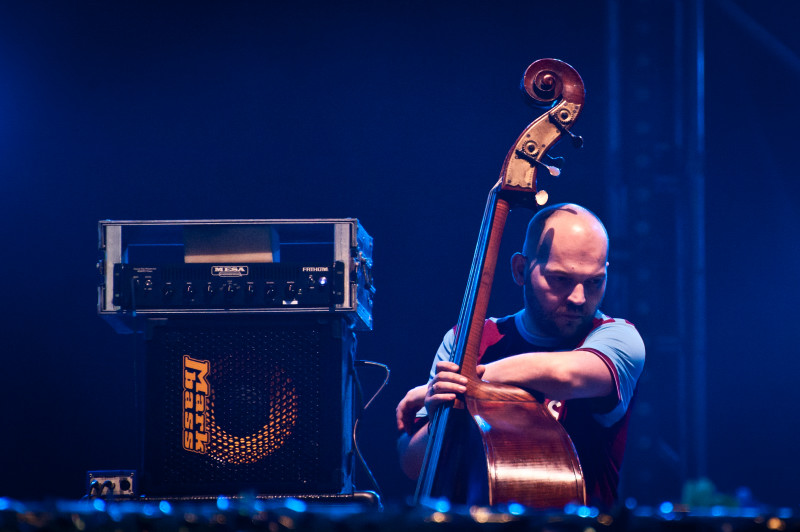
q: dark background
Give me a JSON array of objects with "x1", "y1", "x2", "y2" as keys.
[{"x1": 1, "y1": 0, "x2": 798, "y2": 508}]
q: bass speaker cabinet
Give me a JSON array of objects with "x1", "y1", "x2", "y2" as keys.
[{"x1": 139, "y1": 315, "x2": 355, "y2": 497}]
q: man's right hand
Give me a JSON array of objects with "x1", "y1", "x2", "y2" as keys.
[
  {"x1": 397, "y1": 362, "x2": 486, "y2": 479},
  {"x1": 396, "y1": 384, "x2": 427, "y2": 434},
  {"x1": 424, "y1": 361, "x2": 469, "y2": 413}
]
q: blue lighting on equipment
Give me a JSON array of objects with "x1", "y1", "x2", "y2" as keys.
[
  {"x1": 216, "y1": 496, "x2": 231, "y2": 511},
  {"x1": 284, "y1": 498, "x2": 307, "y2": 513},
  {"x1": 92, "y1": 499, "x2": 106, "y2": 512},
  {"x1": 142, "y1": 503, "x2": 157, "y2": 516},
  {"x1": 473, "y1": 415, "x2": 492, "y2": 432},
  {"x1": 659, "y1": 501, "x2": 674, "y2": 514},
  {"x1": 434, "y1": 498, "x2": 451, "y2": 513},
  {"x1": 159, "y1": 500, "x2": 173, "y2": 514},
  {"x1": 507, "y1": 502, "x2": 525, "y2": 515},
  {"x1": 108, "y1": 506, "x2": 123, "y2": 522}
]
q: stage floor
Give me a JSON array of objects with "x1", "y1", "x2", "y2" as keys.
[{"x1": 1, "y1": 496, "x2": 797, "y2": 532}]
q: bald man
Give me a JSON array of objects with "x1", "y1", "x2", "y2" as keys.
[{"x1": 396, "y1": 203, "x2": 645, "y2": 509}]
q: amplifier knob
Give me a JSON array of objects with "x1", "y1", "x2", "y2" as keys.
[
  {"x1": 184, "y1": 284, "x2": 195, "y2": 298},
  {"x1": 285, "y1": 283, "x2": 297, "y2": 299},
  {"x1": 246, "y1": 284, "x2": 256, "y2": 297},
  {"x1": 265, "y1": 284, "x2": 278, "y2": 301},
  {"x1": 162, "y1": 283, "x2": 175, "y2": 298},
  {"x1": 224, "y1": 283, "x2": 236, "y2": 299},
  {"x1": 205, "y1": 284, "x2": 215, "y2": 298}
]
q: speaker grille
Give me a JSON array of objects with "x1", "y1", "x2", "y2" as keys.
[{"x1": 142, "y1": 317, "x2": 352, "y2": 496}]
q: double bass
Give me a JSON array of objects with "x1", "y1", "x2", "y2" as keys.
[{"x1": 415, "y1": 59, "x2": 587, "y2": 508}]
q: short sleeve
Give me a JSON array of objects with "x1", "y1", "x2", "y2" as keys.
[{"x1": 576, "y1": 319, "x2": 646, "y2": 427}]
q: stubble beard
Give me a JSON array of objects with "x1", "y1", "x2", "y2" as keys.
[{"x1": 523, "y1": 282, "x2": 594, "y2": 345}]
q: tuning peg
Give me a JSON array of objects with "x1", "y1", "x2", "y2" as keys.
[
  {"x1": 532, "y1": 157, "x2": 561, "y2": 177},
  {"x1": 564, "y1": 128, "x2": 584, "y2": 149},
  {"x1": 515, "y1": 143, "x2": 562, "y2": 177},
  {"x1": 549, "y1": 113, "x2": 584, "y2": 148},
  {"x1": 543, "y1": 154, "x2": 565, "y2": 176}
]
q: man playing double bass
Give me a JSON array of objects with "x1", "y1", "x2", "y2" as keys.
[{"x1": 396, "y1": 203, "x2": 645, "y2": 509}]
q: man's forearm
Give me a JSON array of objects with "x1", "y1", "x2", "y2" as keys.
[{"x1": 481, "y1": 350, "x2": 614, "y2": 400}]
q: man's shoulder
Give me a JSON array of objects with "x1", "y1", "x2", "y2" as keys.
[
  {"x1": 480, "y1": 314, "x2": 518, "y2": 347},
  {"x1": 581, "y1": 312, "x2": 646, "y2": 363},
  {"x1": 589, "y1": 312, "x2": 640, "y2": 334},
  {"x1": 486, "y1": 313, "x2": 518, "y2": 331}
]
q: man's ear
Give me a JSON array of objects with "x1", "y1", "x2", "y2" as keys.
[{"x1": 510, "y1": 252, "x2": 527, "y2": 287}]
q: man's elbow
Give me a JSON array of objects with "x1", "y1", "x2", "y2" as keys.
[
  {"x1": 396, "y1": 432, "x2": 419, "y2": 479},
  {"x1": 401, "y1": 458, "x2": 421, "y2": 480},
  {"x1": 397, "y1": 423, "x2": 430, "y2": 479},
  {"x1": 554, "y1": 363, "x2": 615, "y2": 400}
]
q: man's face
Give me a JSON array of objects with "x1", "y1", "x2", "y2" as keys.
[{"x1": 522, "y1": 223, "x2": 608, "y2": 342}]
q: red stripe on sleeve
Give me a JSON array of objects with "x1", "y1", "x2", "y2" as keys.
[{"x1": 575, "y1": 347, "x2": 622, "y2": 402}]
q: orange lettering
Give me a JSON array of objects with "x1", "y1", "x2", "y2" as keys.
[
  {"x1": 195, "y1": 431, "x2": 208, "y2": 453},
  {"x1": 195, "y1": 412, "x2": 206, "y2": 432},
  {"x1": 184, "y1": 391, "x2": 194, "y2": 410},
  {"x1": 183, "y1": 430, "x2": 194, "y2": 450},
  {"x1": 182, "y1": 356, "x2": 211, "y2": 456},
  {"x1": 183, "y1": 370, "x2": 196, "y2": 391},
  {"x1": 183, "y1": 356, "x2": 209, "y2": 394},
  {"x1": 195, "y1": 393, "x2": 205, "y2": 413}
]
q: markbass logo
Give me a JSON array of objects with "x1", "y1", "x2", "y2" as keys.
[
  {"x1": 183, "y1": 356, "x2": 210, "y2": 454},
  {"x1": 182, "y1": 355, "x2": 299, "y2": 464}
]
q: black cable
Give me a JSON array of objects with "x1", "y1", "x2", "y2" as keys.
[
  {"x1": 101, "y1": 480, "x2": 115, "y2": 499},
  {"x1": 82, "y1": 479, "x2": 101, "y2": 499},
  {"x1": 352, "y1": 359, "x2": 390, "y2": 498}
]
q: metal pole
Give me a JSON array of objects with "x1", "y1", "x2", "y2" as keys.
[{"x1": 691, "y1": 0, "x2": 708, "y2": 479}]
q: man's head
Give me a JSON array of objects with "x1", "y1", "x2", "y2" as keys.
[{"x1": 511, "y1": 203, "x2": 609, "y2": 342}]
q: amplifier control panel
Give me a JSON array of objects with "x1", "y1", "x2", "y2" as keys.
[{"x1": 113, "y1": 262, "x2": 345, "y2": 310}]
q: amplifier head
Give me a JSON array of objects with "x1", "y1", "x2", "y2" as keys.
[{"x1": 97, "y1": 219, "x2": 374, "y2": 331}]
